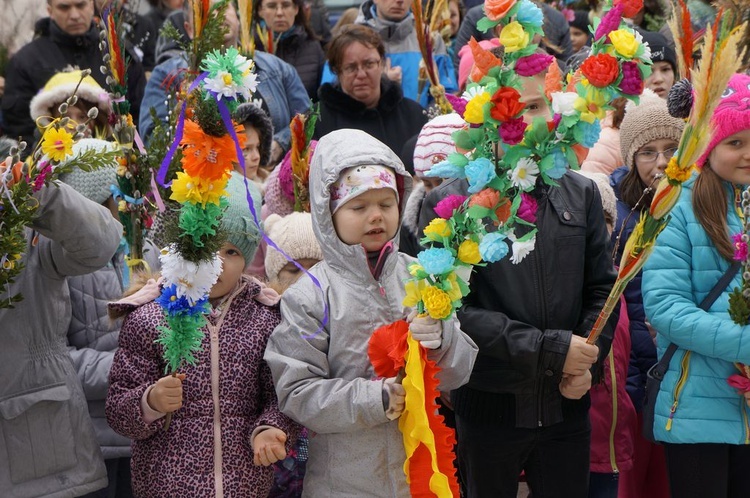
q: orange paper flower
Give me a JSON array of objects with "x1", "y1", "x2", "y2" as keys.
[
  {"x1": 181, "y1": 119, "x2": 246, "y2": 180},
  {"x1": 484, "y1": 0, "x2": 516, "y2": 21},
  {"x1": 469, "y1": 188, "x2": 501, "y2": 209},
  {"x1": 469, "y1": 37, "x2": 502, "y2": 82}
]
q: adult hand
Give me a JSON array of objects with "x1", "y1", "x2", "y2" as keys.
[
  {"x1": 562, "y1": 335, "x2": 599, "y2": 376},
  {"x1": 252, "y1": 428, "x2": 288, "y2": 466},
  {"x1": 559, "y1": 369, "x2": 592, "y2": 400},
  {"x1": 382, "y1": 376, "x2": 406, "y2": 420},
  {"x1": 407, "y1": 310, "x2": 442, "y2": 349},
  {"x1": 385, "y1": 58, "x2": 402, "y2": 85},
  {"x1": 270, "y1": 140, "x2": 284, "y2": 166},
  {"x1": 147, "y1": 373, "x2": 186, "y2": 413}
]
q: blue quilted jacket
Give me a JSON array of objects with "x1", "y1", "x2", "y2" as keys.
[{"x1": 642, "y1": 173, "x2": 750, "y2": 445}]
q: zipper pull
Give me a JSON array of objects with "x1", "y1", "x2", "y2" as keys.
[
  {"x1": 378, "y1": 282, "x2": 386, "y2": 297},
  {"x1": 666, "y1": 400, "x2": 678, "y2": 431}
]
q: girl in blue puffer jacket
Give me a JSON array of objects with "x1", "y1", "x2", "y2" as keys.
[{"x1": 642, "y1": 73, "x2": 750, "y2": 498}]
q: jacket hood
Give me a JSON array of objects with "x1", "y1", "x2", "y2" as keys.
[
  {"x1": 356, "y1": 0, "x2": 415, "y2": 43},
  {"x1": 309, "y1": 129, "x2": 413, "y2": 279}
]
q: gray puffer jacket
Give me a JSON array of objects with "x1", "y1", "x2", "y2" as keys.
[
  {"x1": 67, "y1": 240, "x2": 160, "y2": 459},
  {"x1": 264, "y1": 129, "x2": 478, "y2": 497},
  {"x1": 0, "y1": 182, "x2": 120, "y2": 498}
]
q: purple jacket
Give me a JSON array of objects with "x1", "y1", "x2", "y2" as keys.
[{"x1": 106, "y1": 276, "x2": 299, "y2": 498}]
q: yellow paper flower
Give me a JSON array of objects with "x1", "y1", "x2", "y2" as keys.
[
  {"x1": 408, "y1": 263, "x2": 425, "y2": 277},
  {"x1": 421, "y1": 285, "x2": 454, "y2": 320},
  {"x1": 464, "y1": 91, "x2": 490, "y2": 124},
  {"x1": 424, "y1": 218, "x2": 452, "y2": 241},
  {"x1": 664, "y1": 157, "x2": 692, "y2": 183},
  {"x1": 170, "y1": 171, "x2": 228, "y2": 206},
  {"x1": 118, "y1": 199, "x2": 127, "y2": 212},
  {"x1": 609, "y1": 29, "x2": 639, "y2": 59},
  {"x1": 445, "y1": 272, "x2": 463, "y2": 302},
  {"x1": 403, "y1": 279, "x2": 427, "y2": 307},
  {"x1": 41, "y1": 127, "x2": 74, "y2": 162},
  {"x1": 499, "y1": 22, "x2": 530, "y2": 53},
  {"x1": 574, "y1": 84, "x2": 608, "y2": 124},
  {"x1": 457, "y1": 239, "x2": 482, "y2": 265}
]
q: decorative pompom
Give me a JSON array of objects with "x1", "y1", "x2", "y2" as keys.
[{"x1": 667, "y1": 78, "x2": 693, "y2": 118}]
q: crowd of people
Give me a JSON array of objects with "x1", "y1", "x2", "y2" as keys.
[{"x1": 2, "y1": 0, "x2": 749, "y2": 497}]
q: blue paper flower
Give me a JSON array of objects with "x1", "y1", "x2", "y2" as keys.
[
  {"x1": 418, "y1": 247, "x2": 456, "y2": 275},
  {"x1": 156, "y1": 284, "x2": 209, "y2": 316},
  {"x1": 426, "y1": 159, "x2": 466, "y2": 179},
  {"x1": 479, "y1": 232, "x2": 509, "y2": 263},
  {"x1": 465, "y1": 157, "x2": 497, "y2": 193},
  {"x1": 573, "y1": 119, "x2": 602, "y2": 149},
  {"x1": 516, "y1": 0, "x2": 544, "y2": 27},
  {"x1": 546, "y1": 149, "x2": 569, "y2": 179}
]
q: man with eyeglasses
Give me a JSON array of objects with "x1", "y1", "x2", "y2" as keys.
[{"x1": 319, "y1": 0, "x2": 457, "y2": 107}]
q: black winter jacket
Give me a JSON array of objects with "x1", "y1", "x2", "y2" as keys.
[
  {"x1": 1, "y1": 18, "x2": 146, "y2": 147},
  {"x1": 419, "y1": 172, "x2": 618, "y2": 429},
  {"x1": 259, "y1": 27, "x2": 325, "y2": 101},
  {"x1": 314, "y1": 77, "x2": 428, "y2": 157}
]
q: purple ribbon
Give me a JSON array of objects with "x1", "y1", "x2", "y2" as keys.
[
  {"x1": 156, "y1": 73, "x2": 206, "y2": 187},
  {"x1": 216, "y1": 96, "x2": 329, "y2": 338}
]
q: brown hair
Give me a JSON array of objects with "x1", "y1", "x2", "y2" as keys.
[
  {"x1": 326, "y1": 25, "x2": 385, "y2": 75},
  {"x1": 693, "y1": 164, "x2": 734, "y2": 261},
  {"x1": 618, "y1": 166, "x2": 653, "y2": 211},
  {"x1": 255, "y1": 0, "x2": 318, "y2": 40},
  {"x1": 330, "y1": 7, "x2": 359, "y2": 39}
]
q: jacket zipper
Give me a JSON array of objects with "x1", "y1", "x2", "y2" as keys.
[
  {"x1": 607, "y1": 348, "x2": 619, "y2": 474},
  {"x1": 666, "y1": 351, "x2": 691, "y2": 431},
  {"x1": 534, "y1": 238, "x2": 547, "y2": 427}
]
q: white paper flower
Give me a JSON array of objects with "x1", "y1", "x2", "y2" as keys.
[
  {"x1": 508, "y1": 157, "x2": 540, "y2": 190},
  {"x1": 635, "y1": 30, "x2": 651, "y2": 61},
  {"x1": 508, "y1": 231, "x2": 536, "y2": 265},
  {"x1": 159, "y1": 245, "x2": 223, "y2": 304},
  {"x1": 462, "y1": 85, "x2": 487, "y2": 100},
  {"x1": 551, "y1": 92, "x2": 578, "y2": 116},
  {"x1": 204, "y1": 70, "x2": 246, "y2": 100}
]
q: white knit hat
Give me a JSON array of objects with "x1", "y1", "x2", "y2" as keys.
[
  {"x1": 575, "y1": 170, "x2": 617, "y2": 225},
  {"x1": 58, "y1": 139, "x2": 119, "y2": 205},
  {"x1": 30, "y1": 69, "x2": 110, "y2": 122},
  {"x1": 413, "y1": 113, "x2": 465, "y2": 176},
  {"x1": 264, "y1": 212, "x2": 323, "y2": 282}
]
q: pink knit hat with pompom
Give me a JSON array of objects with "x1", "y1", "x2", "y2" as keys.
[{"x1": 697, "y1": 73, "x2": 750, "y2": 168}]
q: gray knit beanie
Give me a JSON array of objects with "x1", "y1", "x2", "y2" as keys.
[
  {"x1": 619, "y1": 89, "x2": 685, "y2": 169},
  {"x1": 58, "y1": 139, "x2": 119, "y2": 205},
  {"x1": 264, "y1": 212, "x2": 323, "y2": 282},
  {"x1": 233, "y1": 103, "x2": 274, "y2": 167},
  {"x1": 222, "y1": 171, "x2": 263, "y2": 265}
]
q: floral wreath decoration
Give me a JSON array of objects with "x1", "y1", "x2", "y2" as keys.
[
  {"x1": 402, "y1": 0, "x2": 652, "y2": 323},
  {"x1": 1, "y1": 72, "x2": 120, "y2": 308}
]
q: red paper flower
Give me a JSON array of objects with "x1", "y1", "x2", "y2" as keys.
[
  {"x1": 580, "y1": 53, "x2": 620, "y2": 88},
  {"x1": 490, "y1": 87, "x2": 525, "y2": 122},
  {"x1": 614, "y1": 0, "x2": 643, "y2": 19}
]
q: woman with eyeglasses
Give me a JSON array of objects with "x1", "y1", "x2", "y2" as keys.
[
  {"x1": 608, "y1": 89, "x2": 684, "y2": 498},
  {"x1": 255, "y1": 0, "x2": 325, "y2": 100},
  {"x1": 313, "y1": 25, "x2": 427, "y2": 158}
]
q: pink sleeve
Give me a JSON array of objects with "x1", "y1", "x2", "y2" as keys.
[{"x1": 141, "y1": 384, "x2": 167, "y2": 424}]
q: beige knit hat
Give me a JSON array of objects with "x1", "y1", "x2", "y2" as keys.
[
  {"x1": 619, "y1": 89, "x2": 685, "y2": 170},
  {"x1": 264, "y1": 212, "x2": 323, "y2": 282}
]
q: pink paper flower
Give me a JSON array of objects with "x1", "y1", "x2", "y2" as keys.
[
  {"x1": 620, "y1": 61, "x2": 644, "y2": 95},
  {"x1": 517, "y1": 192, "x2": 538, "y2": 223},
  {"x1": 733, "y1": 233, "x2": 748, "y2": 261},
  {"x1": 499, "y1": 118, "x2": 527, "y2": 145},
  {"x1": 594, "y1": 3, "x2": 623, "y2": 41},
  {"x1": 515, "y1": 53, "x2": 554, "y2": 77},
  {"x1": 445, "y1": 93, "x2": 468, "y2": 118},
  {"x1": 434, "y1": 194, "x2": 468, "y2": 219}
]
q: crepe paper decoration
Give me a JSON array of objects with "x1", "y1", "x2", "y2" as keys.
[
  {"x1": 368, "y1": 320, "x2": 460, "y2": 497},
  {"x1": 666, "y1": 0, "x2": 694, "y2": 80},
  {"x1": 289, "y1": 108, "x2": 319, "y2": 212},
  {"x1": 586, "y1": 10, "x2": 747, "y2": 345},
  {"x1": 403, "y1": 0, "x2": 650, "y2": 321},
  {"x1": 238, "y1": 0, "x2": 255, "y2": 56},
  {"x1": 412, "y1": 0, "x2": 453, "y2": 115}
]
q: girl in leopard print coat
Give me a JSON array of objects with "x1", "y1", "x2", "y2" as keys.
[{"x1": 106, "y1": 177, "x2": 300, "y2": 498}]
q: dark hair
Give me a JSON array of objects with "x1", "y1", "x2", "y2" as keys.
[
  {"x1": 693, "y1": 163, "x2": 734, "y2": 261},
  {"x1": 255, "y1": 0, "x2": 317, "y2": 40},
  {"x1": 618, "y1": 165, "x2": 652, "y2": 211},
  {"x1": 326, "y1": 25, "x2": 385, "y2": 75}
]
